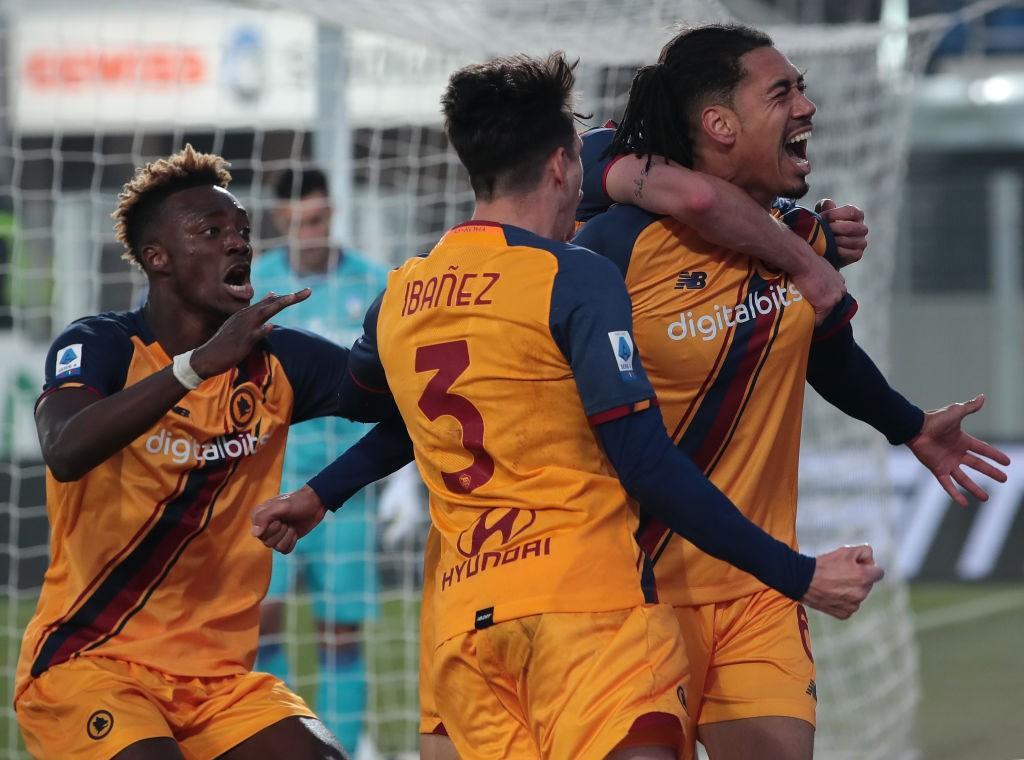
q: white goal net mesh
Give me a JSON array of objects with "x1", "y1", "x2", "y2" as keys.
[{"x1": 0, "y1": 0, "x2": 973, "y2": 757}]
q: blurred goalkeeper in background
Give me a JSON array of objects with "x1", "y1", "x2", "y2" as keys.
[{"x1": 253, "y1": 167, "x2": 423, "y2": 753}]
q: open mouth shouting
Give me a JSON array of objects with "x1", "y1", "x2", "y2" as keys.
[
  {"x1": 223, "y1": 260, "x2": 254, "y2": 302},
  {"x1": 783, "y1": 127, "x2": 812, "y2": 175}
]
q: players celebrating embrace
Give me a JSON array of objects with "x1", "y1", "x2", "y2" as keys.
[
  {"x1": 252, "y1": 50, "x2": 899, "y2": 759},
  {"x1": 574, "y1": 24, "x2": 1010, "y2": 760}
]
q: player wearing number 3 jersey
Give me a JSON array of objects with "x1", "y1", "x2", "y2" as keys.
[{"x1": 251, "y1": 53, "x2": 886, "y2": 759}]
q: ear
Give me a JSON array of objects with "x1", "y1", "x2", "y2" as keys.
[
  {"x1": 700, "y1": 104, "x2": 738, "y2": 147},
  {"x1": 140, "y1": 242, "x2": 169, "y2": 274},
  {"x1": 548, "y1": 146, "x2": 571, "y2": 188}
]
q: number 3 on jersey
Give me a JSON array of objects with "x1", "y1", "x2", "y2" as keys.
[{"x1": 415, "y1": 340, "x2": 495, "y2": 494}]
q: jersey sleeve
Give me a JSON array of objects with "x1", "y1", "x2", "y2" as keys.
[
  {"x1": 778, "y1": 204, "x2": 859, "y2": 341},
  {"x1": 548, "y1": 246, "x2": 657, "y2": 423},
  {"x1": 597, "y1": 406, "x2": 816, "y2": 600},
  {"x1": 572, "y1": 203, "x2": 659, "y2": 280},
  {"x1": 334, "y1": 289, "x2": 403, "y2": 422},
  {"x1": 40, "y1": 316, "x2": 135, "y2": 402},
  {"x1": 307, "y1": 416, "x2": 415, "y2": 511},
  {"x1": 347, "y1": 289, "x2": 388, "y2": 393},
  {"x1": 265, "y1": 326, "x2": 351, "y2": 424},
  {"x1": 807, "y1": 323, "x2": 924, "y2": 445},
  {"x1": 578, "y1": 126, "x2": 621, "y2": 223}
]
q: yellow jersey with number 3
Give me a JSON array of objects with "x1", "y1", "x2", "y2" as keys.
[{"x1": 350, "y1": 221, "x2": 661, "y2": 644}]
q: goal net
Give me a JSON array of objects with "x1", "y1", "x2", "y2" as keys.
[{"x1": 0, "y1": 0, "x2": 969, "y2": 757}]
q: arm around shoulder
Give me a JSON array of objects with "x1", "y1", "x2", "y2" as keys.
[{"x1": 602, "y1": 155, "x2": 846, "y2": 317}]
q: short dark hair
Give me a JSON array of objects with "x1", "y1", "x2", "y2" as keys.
[
  {"x1": 441, "y1": 52, "x2": 580, "y2": 200},
  {"x1": 112, "y1": 144, "x2": 232, "y2": 268},
  {"x1": 274, "y1": 167, "x2": 329, "y2": 201},
  {"x1": 608, "y1": 24, "x2": 773, "y2": 168}
]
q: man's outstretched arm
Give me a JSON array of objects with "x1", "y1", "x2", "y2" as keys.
[
  {"x1": 596, "y1": 405, "x2": 882, "y2": 619},
  {"x1": 252, "y1": 416, "x2": 415, "y2": 553},
  {"x1": 252, "y1": 289, "x2": 416, "y2": 552},
  {"x1": 807, "y1": 323, "x2": 1010, "y2": 506}
]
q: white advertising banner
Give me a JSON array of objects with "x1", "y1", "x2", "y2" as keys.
[{"x1": 10, "y1": 5, "x2": 317, "y2": 132}]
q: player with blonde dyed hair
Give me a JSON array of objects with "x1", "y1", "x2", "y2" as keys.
[
  {"x1": 14, "y1": 144, "x2": 393, "y2": 759},
  {"x1": 112, "y1": 144, "x2": 233, "y2": 267}
]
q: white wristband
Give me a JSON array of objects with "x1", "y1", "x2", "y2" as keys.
[{"x1": 172, "y1": 350, "x2": 204, "y2": 391}]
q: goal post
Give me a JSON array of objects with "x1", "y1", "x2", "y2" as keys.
[{"x1": 0, "y1": 1, "x2": 973, "y2": 757}]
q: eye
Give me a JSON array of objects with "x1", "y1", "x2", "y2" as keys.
[
  {"x1": 239, "y1": 226, "x2": 252, "y2": 240},
  {"x1": 203, "y1": 226, "x2": 219, "y2": 237}
]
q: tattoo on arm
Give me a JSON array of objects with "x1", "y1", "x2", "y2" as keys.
[{"x1": 632, "y1": 165, "x2": 650, "y2": 201}]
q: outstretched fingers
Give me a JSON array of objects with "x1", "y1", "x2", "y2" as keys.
[
  {"x1": 967, "y1": 435, "x2": 1011, "y2": 466},
  {"x1": 951, "y1": 467, "x2": 989, "y2": 502},
  {"x1": 962, "y1": 453, "x2": 1008, "y2": 482},
  {"x1": 260, "y1": 288, "x2": 312, "y2": 320},
  {"x1": 938, "y1": 473, "x2": 969, "y2": 508}
]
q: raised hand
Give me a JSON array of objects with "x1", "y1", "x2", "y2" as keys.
[
  {"x1": 802, "y1": 544, "x2": 884, "y2": 620},
  {"x1": 907, "y1": 394, "x2": 1011, "y2": 507},
  {"x1": 191, "y1": 289, "x2": 311, "y2": 379},
  {"x1": 251, "y1": 485, "x2": 327, "y2": 554},
  {"x1": 815, "y1": 198, "x2": 868, "y2": 268}
]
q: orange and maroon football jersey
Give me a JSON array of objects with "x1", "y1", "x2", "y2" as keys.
[
  {"x1": 349, "y1": 221, "x2": 661, "y2": 644},
  {"x1": 575, "y1": 147, "x2": 856, "y2": 606},
  {"x1": 16, "y1": 309, "x2": 351, "y2": 703}
]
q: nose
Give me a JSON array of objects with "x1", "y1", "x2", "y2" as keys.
[
  {"x1": 224, "y1": 228, "x2": 250, "y2": 255},
  {"x1": 794, "y1": 90, "x2": 816, "y2": 120}
]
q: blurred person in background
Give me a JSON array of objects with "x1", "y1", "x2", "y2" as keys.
[{"x1": 253, "y1": 167, "x2": 422, "y2": 755}]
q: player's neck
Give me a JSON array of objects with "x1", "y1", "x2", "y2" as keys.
[
  {"x1": 696, "y1": 154, "x2": 774, "y2": 210},
  {"x1": 143, "y1": 288, "x2": 225, "y2": 358},
  {"x1": 472, "y1": 194, "x2": 565, "y2": 241}
]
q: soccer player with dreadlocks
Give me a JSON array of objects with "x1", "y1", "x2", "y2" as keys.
[{"x1": 574, "y1": 24, "x2": 1010, "y2": 759}]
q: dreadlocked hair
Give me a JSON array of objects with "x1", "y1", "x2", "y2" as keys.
[
  {"x1": 112, "y1": 144, "x2": 232, "y2": 268},
  {"x1": 607, "y1": 24, "x2": 773, "y2": 168}
]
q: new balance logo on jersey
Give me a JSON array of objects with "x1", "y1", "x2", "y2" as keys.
[
  {"x1": 675, "y1": 271, "x2": 707, "y2": 289},
  {"x1": 145, "y1": 428, "x2": 268, "y2": 465}
]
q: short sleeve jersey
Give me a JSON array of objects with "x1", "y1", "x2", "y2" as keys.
[
  {"x1": 574, "y1": 128, "x2": 857, "y2": 605},
  {"x1": 15, "y1": 309, "x2": 350, "y2": 703},
  {"x1": 350, "y1": 221, "x2": 659, "y2": 644},
  {"x1": 251, "y1": 247, "x2": 387, "y2": 488}
]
